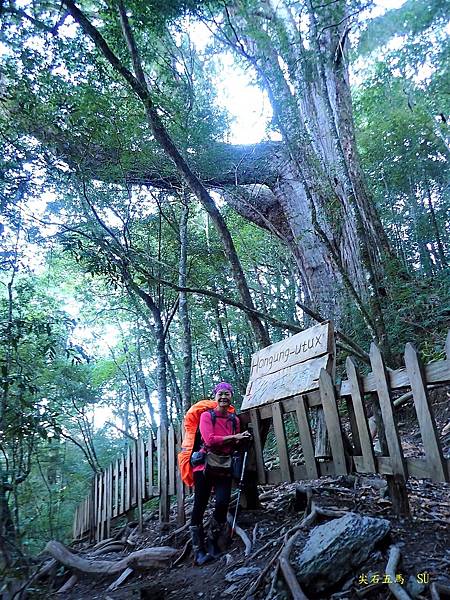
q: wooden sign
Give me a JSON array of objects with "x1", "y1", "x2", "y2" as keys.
[{"x1": 241, "y1": 322, "x2": 334, "y2": 411}]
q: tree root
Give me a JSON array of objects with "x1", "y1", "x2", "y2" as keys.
[
  {"x1": 279, "y1": 529, "x2": 309, "y2": 600},
  {"x1": 227, "y1": 513, "x2": 252, "y2": 556},
  {"x1": 56, "y1": 574, "x2": 78, "y2": 594},
  {"x1": 91, "y1": 542, "x2": 125, "y2": 556},
  {"x1": 45, "y1": 540, "x2": 177, "y2": 575},
  {"x1": 106, "y1": 567, "x2": 134, "y2": 591},
  {"x1": 385, "y1": 545, "x2": 413, "y2": 600}
]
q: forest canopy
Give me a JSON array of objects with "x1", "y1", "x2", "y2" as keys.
[{"x1": 0, "y1": 0, "x2": 448, "y2": 564}]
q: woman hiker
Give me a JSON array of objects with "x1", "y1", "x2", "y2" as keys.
[{"x1": 190, "y1": 382, "x2": 252, "y2": 565}]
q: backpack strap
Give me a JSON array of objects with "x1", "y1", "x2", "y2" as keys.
[
  {"x1": 229, "y1": 412, "x2": 237, "y2": 434},
  {"x1": 208, "y1": 409, "x2": 237, "y2": 434}
]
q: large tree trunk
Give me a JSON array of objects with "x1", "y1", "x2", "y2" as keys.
[{"x1": 217, "y1": 0, "x2": 395, "y2": 351}]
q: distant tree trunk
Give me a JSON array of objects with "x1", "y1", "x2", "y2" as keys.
[
  {"x1": 166, "y1": 348, "x2": 183, "y2": 416},
  {"x1": 214, "y1": 303, "x2": 246, "y2": 395},
  {"x1": 135, "y1": 288, "x2": 169, "y2": 428},
  {"x1": 0, "y1": 477, "x2": 17, "y2": 569},
  {"x1": 195, "y1": 345, "x2": 207, "y2": 398},
  {"x1": 382, "y1": 174, "x2": 408, "y2": 266},
  {"x1": 122, "y1": 392, "x2": 131, "y2": 440},
  {"x1": 425, "y1": 183, "x2": 447, "y2": 268},
  {"x1": 410, "y1": 179, "x2": 434, "y2": 275},
  {"x1": 135, "y1": 337, "x2": 157, "y2": 436},
  {"x1": 47, "y1": 435, "x2": 60, "y2": 485},
  {"x1": 178, "y1": 196, "x2": 193, "y2": 410}
]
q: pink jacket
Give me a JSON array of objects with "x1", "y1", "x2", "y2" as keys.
[{"x1": 193, "y1": 409, "x2": 241, "y2": 473}]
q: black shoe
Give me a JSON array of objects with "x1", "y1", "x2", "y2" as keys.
[
  {"x1": 207, "y1": 518, "x2": 227, "y2": 559},
  {"x1": 190, "y1": 526, "x2": 213, "y2": 566}
]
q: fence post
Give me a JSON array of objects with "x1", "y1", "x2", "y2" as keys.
[
  {"x1": 147, "y1": 432, "x2": 154, "y2": 497},
  {"x1": 294, "y1": 395, "x2": 318, "y2": 479},
  {"x1": 250, "y1": 409, "x2": 266, "y2": 484},
  {"x1": 404, "y1": 343, "x2": 447, "y2": 482},
  {"x1": 319, "y1": 369, "x2": 347, "y2": 476},
  {"x1": 168, "y1": 425, "x2": 175, "y2": 496},
  {"x1": 271, "y1": 403, "x2": 292, "y2": 482},
  {"x1": 159, "y1": 426, "x2": 169, "y2": 523},
  {"x1": 125, "y1": 445, "x2": 131, "y2": 512},
  {"x1": 370, "y1": 343, "x2": 409, "y2": 516},
  {"x1": 345, "y1": 357, "x2": 376, "y2": 473},
  {"x1": 137, "y1": 438, "x2": 144, "y2": 531},
  {"x1": 175, "y1": 426, "x2": 185, "y2": 525},
  {"x1": 370, "y1": 344, "x2": 406, "y2": 477}
]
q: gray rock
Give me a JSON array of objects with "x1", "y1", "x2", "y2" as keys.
[
  {"x1": 225, "y1": 566, "x2": 261, "y2": 583},
  {"x1": 294, "y1": 512, "x2": 390, "y2": 592},
  {"x1": 406, "y1": 575, "x2": 425, "y2": 598},
  {"x1": 224, "y1": 584, "x2": 239, "y2": 595}
]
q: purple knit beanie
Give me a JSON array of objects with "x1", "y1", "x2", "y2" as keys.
[{"x1": 214, "y1": 382, "x2": 233, "y2": 395}]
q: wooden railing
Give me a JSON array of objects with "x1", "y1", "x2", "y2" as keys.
[
  {"x1": 73, "y1": 333, "x2": 450, "y2": 541},
  {"x1": 73, "y1": 426, "x2": 184, "y2": 541},
  {"x1": 248, "y1": 334, "x2": 450, "y2": 486}
]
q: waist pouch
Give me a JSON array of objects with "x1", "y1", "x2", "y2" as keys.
[
  {"x1": 205, "y1": 452, "x2": 232, "y2": 477},
  {"x1": 190, "y1": 450, "x2": 206, "y2": 467},
  {"x1": 205, "y1": 451, "x2": 245, "y2": 480}
]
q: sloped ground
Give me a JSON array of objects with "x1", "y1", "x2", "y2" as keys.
[{"x1": 37, "y1": 392, "x2": 450, "y2": 600}]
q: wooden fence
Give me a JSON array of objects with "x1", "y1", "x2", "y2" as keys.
[
  {"x1": 73, "y1": 426, "x2": 183, "y2": 541},
  {"x1": 73, "y1": 333, "x2": 450, "y2": 541},
  {"x1": 248, "y1": 335, "x2": 450, "y2": 486}
]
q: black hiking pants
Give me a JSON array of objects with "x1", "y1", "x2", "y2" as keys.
[{"x1": 191, "y1": 470, "x2": 232, "y2": 526}]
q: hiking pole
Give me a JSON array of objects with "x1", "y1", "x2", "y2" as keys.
[
  {"x1": 231, "y1": 449, "x2": 248, "y2": 537},
  {"x1": 230, "y1": 422, "x2": 254, "y2": 537}
]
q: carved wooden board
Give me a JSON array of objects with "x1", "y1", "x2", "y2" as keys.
[
  {"x1": 242, "y1": 354, "x2": 330, "y2": 410},
  {"x1": 248, "y1": 321, "x2": 332, "y2": 383}
]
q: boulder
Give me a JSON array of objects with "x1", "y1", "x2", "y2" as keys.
[{"x1": 293, "y1": 512, "x2": 390, "y2": 592}]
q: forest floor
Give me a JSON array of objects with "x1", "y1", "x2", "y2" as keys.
[{"x1": 38, "y1": 393, "x2": 450, "y2": 600}]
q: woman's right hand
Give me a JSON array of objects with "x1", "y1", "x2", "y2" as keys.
[{"x1": 235, "y1": 431, "x2": 252, "y2": 441}]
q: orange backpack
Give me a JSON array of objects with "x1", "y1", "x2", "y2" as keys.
[{"x1": 177, "y1": 399, "x2": 236, "y2": 487}]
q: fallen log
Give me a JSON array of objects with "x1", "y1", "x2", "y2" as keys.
[{"x1": 45, "y1": 540, "x2": 177, "y2": 574}]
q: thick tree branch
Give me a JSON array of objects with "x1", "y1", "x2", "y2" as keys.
[{"x1": 62, "y1": 0, "x2": 270, "y2": 348}]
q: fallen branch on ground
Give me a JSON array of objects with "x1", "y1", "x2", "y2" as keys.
[
  {"x1": 242, "y1": 505, "x2": 320, "y2": 599},
  {"x1": 9, "y1": 558, "x2": 58, "y2": 600},
  {"x1": 173, "y1": 540, "x2": 190, "y2": 566},
  {"x1": 45, "y1": 540, "x2": 177, "y2": 574}
]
